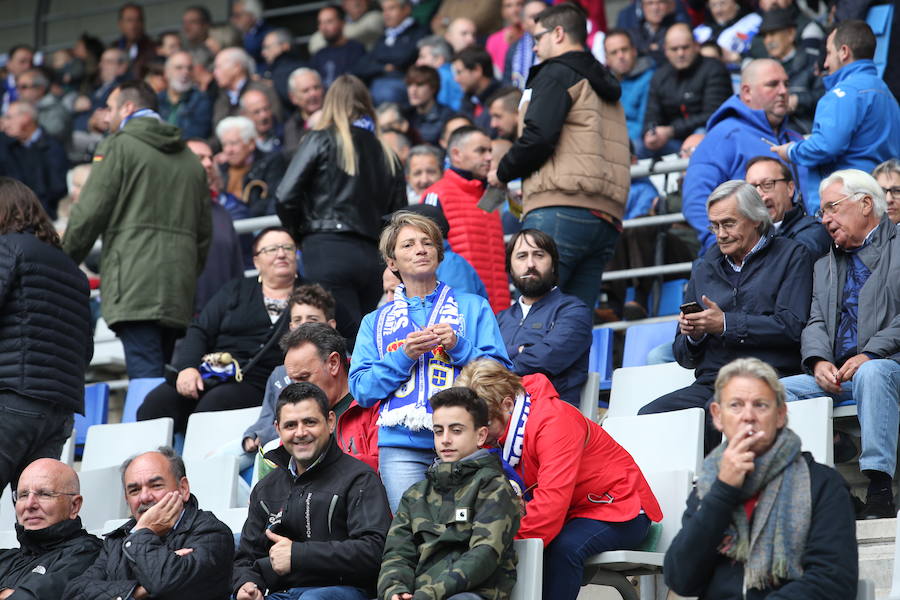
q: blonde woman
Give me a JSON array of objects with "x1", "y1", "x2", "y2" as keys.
[{"x1": 276, "y1": 74, "x2": 406, "y2": 340}]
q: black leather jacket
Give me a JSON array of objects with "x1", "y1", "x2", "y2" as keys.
[{"x1": 275, "y1": 126, "x2": 406, "y2": 243}]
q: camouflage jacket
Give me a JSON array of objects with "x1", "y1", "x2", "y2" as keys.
[{"x1": 378, "y1": 450, "x2": 520, "y2": 600}]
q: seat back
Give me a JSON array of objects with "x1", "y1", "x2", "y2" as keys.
[
  {"x1": 510, "y1": 538, "x2": 544, "y2": 600},
  {"x1": 122, "y1": 377, "x2": 166, "y2": 423},
  {"x1": 75, "y1": 383, "x2": 110, "y2": 451},
  {"x1": 183, "y1": 406, "x2": 262, "y2": 461},
  {"x1": 603, "y1": 408, "x2": 705, "y2": 475},
  {"x1": 579, "y1": 371, "x2": 601, "y2": 422},
  {"x1": 785, "y1": 396, "x2": 834, "y2": 466},
  {"x1": 0, "y1": 530, "x2": 18, "y2": 549},
  {"x1": 59, "y1": 431, "x2": 76, "y2": 466},
  {"x1": 215, "y1": 506, "x2": 250, "y2": 534},
  {"x1": 589, "y1": 328, "x2": 614, "y2": 390},
  {"x1": 185, "y1": 456, "x2": 241, "y2": 511},
  {"x1": 866, "y1": 3, "x2": 894, "y2": 77},
  {"x1": 608, "y1": 362, "x2": 696, "y2": 418},
  {"x1": 81, "y1": 418, "x2": 175, "y2": 471},
  {"x1": 642, "y1": 469, "x2": 694, "y2": 553},
  {"x1": 78, "y1": 466, "x2": 130, "y2": 531},
  {"x1": 622, "y1": 321, "x2": 678, "y2": 368},
  {"x1": 652, "y1": 278, "x2": 688, "y2": 317},
  {"x1": 0, "y1": 488, "x2": 14, "y2": 531}
]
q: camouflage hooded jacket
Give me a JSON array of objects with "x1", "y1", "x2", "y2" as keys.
[{"x1": 378, "y1": 450, "x2": 520, "y2": 600}]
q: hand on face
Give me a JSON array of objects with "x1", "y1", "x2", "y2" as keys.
[
  {"x1": 134, "y1": 490, "x2": 184, "y2": 536},
  {"x1": 718, "y1": 425, "x2": 760, "y2": 488}
]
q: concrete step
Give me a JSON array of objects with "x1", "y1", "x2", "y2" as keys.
[{"x1": 857, "y1": 516, "x2": 896, "y2": 599}]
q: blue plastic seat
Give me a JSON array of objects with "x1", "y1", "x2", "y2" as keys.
[
  {"x1": 589, "y1": 328, "x2": 614, "y2": 391},
  {"x1": 74, "y1": 383, "x2": 110, "y2": 457},
  {"x1": 867, "y1": 3, "x2": 894, "y2": 78},
  {"x1": 625, "y1": 278, "x2": 688, "y2": 317},
  {"x1": 122, "y1": 377, "x2": 165, "y2": 423},
  {"x1": 623, "y1": 321, "x2": 678, "y2": 368}
]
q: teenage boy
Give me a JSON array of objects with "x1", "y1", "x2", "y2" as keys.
[{"x1": 378, "y1": 387, "x2": 520, "y2": 600}]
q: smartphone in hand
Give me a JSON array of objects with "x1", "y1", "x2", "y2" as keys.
[{"x1": 679, "y1": 301, "x2": 703, "y2": 314}]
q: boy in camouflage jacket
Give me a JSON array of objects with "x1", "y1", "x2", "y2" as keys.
[{"x1": 378, "y1": 388, "x2": 520, "y2": 600}]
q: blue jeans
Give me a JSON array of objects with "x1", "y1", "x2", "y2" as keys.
[
  {"x1": 646, "y1": 342, "x2": 675, "y2": 365},
  {"x1": 113, "y1": 320, "x2": 181, "y2": 378},
  {"x1": 523, "y1": 206, "x2": 619, "y2": 308},
  {"x1": 781, "y1": 359, "x2": 900, "y2": 475},
  {"x1": 266, "y1": 586, "x2": 368, "y2": 600},
  {"x1": 379, "y1": 446, "x2": 436, "y2": 513},
  {"x1": 543, "y1": 514, "x2": 651, "y2": 600}
]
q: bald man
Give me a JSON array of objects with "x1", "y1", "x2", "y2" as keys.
[{"x1": 0, "y1": 459, "x2": 101, "y2": 600}]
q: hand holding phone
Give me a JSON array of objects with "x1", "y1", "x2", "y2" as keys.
[{"x1": 679, "y1": 301, "x2": 703, "y2": 314}]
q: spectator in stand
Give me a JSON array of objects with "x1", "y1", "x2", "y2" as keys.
[
  {"x1": 308, "y1": 0, "x2": 385, "y2": 54},
  {"x1": 63, "y1": 81, "x2": 210, "y2": 379},
  {"x1": 605, "y1": 29, "x2": 655, "y2": 148},
  {"x1": 457, "y1": 359, "x2": 662, "y2": 600},
  {"x1": 216, "y1": 115, "x2": 285, "y2": 219},
  {"x1": 88, "y1": 48, "x2": 129, "y2": 114},
  {"x1": 438, "y1": 113, "x2": 474, "y2": 152},
  {"x1": 416, "y1": 35, "x2": 463, "y2": 110},
  {"x1": 642, "y1": 23, "x2": 732, "y2": 157},
  {"x1": 772, "y1": 21, "x2": 900, "y2": 210},
  {"x1": 15, "y1": 68, "x2": 71, "y2": 142},
  {"x1": 487, "y1": 0, "x2": 525, "y2": 74},
  {"x1": 0, "y1": 102, "x2": 68, "y2": 219},
  {"x1": 349, "y1": 211, "x2": 510, "y2": 511},
  {"x1": 487, "y1": 86, "x2": 521, "y2": 142},
  {"x1": 780, "y1": 170, "x2": 900, "y2": 520},
  {"x1": 503, "y1": 0, "x2": 548, "y2": 90},
  {"x1": 0, "y1": 178, "x2": 91, "y2": 494},
  {"x1": 352, "y1": 0, "x2": 428, "y2": 106},
  {"x1": 692, "y1": 0, "x2": 761, "y2": 65},
  {"x1": 683, "y1": 59, "x2": 807, "y2": 250},
  {"x1": 745, "y1": 155, "x2": 830, "y2": 258},
  {"x1": 665, "y1": 358, "x2": 858, "y2": 599},
  {"x1": 376, "y1": 102, "x2": 410, "y2": 134},
  {"x1": 405, "y1": 143, "x2": 443, "y2": 203},
  {"x1": 259, "y1": 29, "x2": 305, "y2": 111},
  {"x1": 240, "y1": 88, "x2": 283, "y2": 154},
  {"x1": 157, "y1": 51, "x2": 212, "y2": 139},
  {"x1": 312, "y1": 6, "x2": 367, "y2": 90},
  {"x1": 0, "y1": 459, "x2": 101, "y2": 600},
  {"x1": 65, "y1": 449, "x2": 234, "y2": 600},
  {"x1": 205, "y1": 23, "x2": 243, "y2": 56},
  {"x1": 181, "y1": 5, "x2": 212, "y2": 51},
  {"x1": 453, "y1": 46, "x2": 503, "y2": 131},
  {"x1": 212, "y1": 47, "x2": 281, "y2": 128},
  {"x1": 283, "y1": 68, "x2": 325, "y2": 153},
  {"x1": 629, "y1": 0, "x2": 686, "y2": 65},
  {"x1": 873, "y1": 158, "x2": 900, "y2": 224},
  {"x1": 233, "y1": 382, "x2": 391, "y2": 600},
  {"x1": 382, "y1": 129, "x2": 411, "y2": 165},
  {"x1": 756, "y1": 8, "x2": 824, "y2": 134},
  {"x1": 138, "y1": 227, "x2": 297, "y2": 433},
  {"x1": 2, "y1": 45, "x2": 34, "y2": 114},
  {"x1": 114, "y1": 4, "x2": 157, "y2": 79},
  {"x1": 423, "y1": 126, "x2": 510, "y2": 313},
  {"x1": 490, "y1": 4, "x2": 630, "y2": 310},
  {"x1": 444, "y1": 17, "x2": 478, "y2": 53},
  {"x1": 431, "y1": 0, "x2": 502, "y2": 39},
  {"x1": 188, "y1": 46, "x2": 216, "y2": 95},
  {"x1": 746, "y1": 0, "x2": 825, "y2": 61},
  {"x1": 156, "y1": 31, "x2": 183, "y2": 58},
  {"x1": 185, "y1": 138, "x2": 243, "y2": 313},
  {"x1": 496, "y1": 229, "x2": 592, "y2": 406},
  {"x1": 638, "y1": 181, "x2": 813, "y2": 452},
  {"x1": 230, "y1": 0, "x2": 272, "y2": 63},
  {"x1": 405, "y1": 65, "x2": 453, "y2": 145},
  {"x1": 276, "y1": 74, "x2": 406, "y2": 341}
]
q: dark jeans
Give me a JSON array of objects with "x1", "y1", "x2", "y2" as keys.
[
  {"x1": 544, "y1": 514, "x2": 651, "y2": 600},
  {"x1": 113, "y1": 321, "x2": 182, "y2": 379},
  {"x1": 0, "y1": 393, "x2": 74, "y2": 492},
  {"x1": 638, "y1": 378, "x2": 722, "y2": 453},
  {"x1": 302, "y1": 233, "x2": 383, "y2": 345},
  {"x1": 523, "y1": 206, "x2": 620, "y2": 309},
  {"x1": 137, "y1": 381, "x2": 264, "y2": 434}
]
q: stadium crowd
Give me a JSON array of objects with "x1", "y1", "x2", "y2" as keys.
[{"x1": 0, "y1": 0, "x2": 899, "y2": 597}]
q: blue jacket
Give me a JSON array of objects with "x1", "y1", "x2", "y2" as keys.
[
  {"x1": 674, "y1": 234, "x2": 813, "y2": 381},
  {"x1": 349, "y1": 285, "x2": 511, "y2": 450},
  {"x1": 620, "y1": 57, "x2": 655, "y2": 142},
  {"x1": 496, "y1": 287, "x2": 591, "y2": 405},
  {"x1": 437, "y1": 63, "x2": 463, "y2": 111},
  {"x1": 157, "y1": 88, "x2": 213, "y2": 139},
  {"x1": 682, "y1": 95, "x2": 807, "y2": 250},
  {"x1": 776, "y1": 203, "x2": 831, "y2": 260},
  {"x1": 437, "y1": 243, "x2": 489, "y2": 300},
  {"x1": 625, "y1": 177, "x2": 659, "y2": 220},
  {"x1": 788, "y1": 60, "x2": 900, "y2": 209}
]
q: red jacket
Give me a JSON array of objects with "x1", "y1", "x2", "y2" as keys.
[
  {"x1": 336, "y1": 400, "x2": 380, "y2": 471},
  {"x1": 422, "y1": 170, "x2": 510, "y2": 313},
  {"x1": 505, "y1": 374, "x2": 662, "y2": 545}
]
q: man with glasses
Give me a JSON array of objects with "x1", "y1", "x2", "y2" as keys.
[
  {"x1": 745, "y1": 155, "x2": 830, "y2": 258},
  {"x1": 873, "y1": 158, "x2": 900, "y2": 225},
  {"x1": 780, "y1": 169, "x2": 900, "y2": 520},
  {"x1": 638, "y1": 180, "x2": 813, "y2": 453},
  {"x1": 0, "y1": 459, "x2": 101, "y2": 600}
]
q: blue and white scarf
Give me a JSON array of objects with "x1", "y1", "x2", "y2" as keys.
[
  {"x1": 375, "y1": 281, "x2": 463, "y2": 431},
  {"x1": 119, "y1": 108, "x2": 162, "y2": 130},
  {"x1": 501, "y1": 392, "x2": 531, "y2": 469},
  {"x1": 352, "y1": 115, "x2": 375, "y2": 132},
  {"x1": 510, "y1": 34, "x2": 535, "y2": 90},
  {"x1": 384, "y1": 16, "x2": 416, "y2": 47}
]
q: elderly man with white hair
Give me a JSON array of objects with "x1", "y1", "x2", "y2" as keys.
[
  {"x1": 212, "y1": 46, "x2": 281, "y2": 126},
  {"x1": 157, "y1": 51, "x2": 212, "y2": 138},
  {"x1": 781, "y1": 168, "x2": 900, "y2": 520},
  {"x1": 638, "y1": 180, "x2": 814, "y2": 453},
  {"x1": 216, "y1": 115, "x2": 284, "y2": 218},
  {"x1": 283, "y1": 67, "x2": 324, "y2": 153}
]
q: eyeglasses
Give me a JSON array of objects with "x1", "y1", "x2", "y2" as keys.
[
  {"x1": 814, "y1": 192, "x2": 862, "y2": 221},
  {"x1": 882, "y1": 186, "x2": 900, "y2": 197},
  {"x1": 532, "y1": 28, "x2": 553, "y2": 44},
  {"x1": 254, "y1": 243, "x2": 296, "y2": 256},
  {"x1": 707, "y1": 219, "x2": 741, "y2": 234},
  {"x1": 750, "y1": 178, "x2": 787, "y2": 193},
  {"x1": 13, "y1": 489, "x2": 78, "y2": 502}
]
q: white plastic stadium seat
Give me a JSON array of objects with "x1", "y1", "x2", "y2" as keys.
[
  {"x1": 0, "y1": 488, "x2": 14, "y2": 531},
  {"x1": 78, "y1": 466, "x2": 130, "y2": 531},
  {"x1": 785, "y1": 396, "x2": 833, "y2": 466},
  {"x1": 0, "y1": 530, "x2": 18, "y2": 549},
  {"x1": 59, "y1": 432, "x2": 76, "y2": 466},
  {"x1": 81, "y1": 418, "x2": 174, "y2": 471},
  {"x1": 510, "y1": 538, "x2": 543, "y2": 600},
  {"x1": 183, "y1": 407, "x2": 262, "y2": 461},
  {"x1": 603, "y1": 408, "x2": 705, "y2": 475},
  {"x1": 185, "y1": 456, "x2": 243, "y2": 511},
  {"x1": 607, "y1": 362, "x2": 696, "y2": 418},
  {"x1": 215, "y1": 506, "x2": 249, "y2": 534},
  {"x1": 889, "y1": 511, "x2": 900, "y2": 599}
]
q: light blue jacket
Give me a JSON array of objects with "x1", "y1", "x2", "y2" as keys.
[
  {"x1": 349, "y1": 285, "x2": 511, "y2": 450},
  {"x1": 437, "y1": 242, "x2": 488, "y2": 300},
  {"x1": 620, "y1": 57, "x2": 656, "y2": 142}
]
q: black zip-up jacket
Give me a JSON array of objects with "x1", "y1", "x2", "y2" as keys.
[
  {"x1": 775, "y1": 204, "x2": 831, "y2": 260},
  {"x1": 64, "y1": 495, "x2": 234, "y2": 600},
  {"x1": 642, "y1": 55, "x2": 732, "y2": 141},
  {"x1": 0, "y1": 518, "x2": 100, "y2": 600},
  {"x1": 275, "y1": 127, "x2": 406, "y2": 244},
  {"x1": 233, "y1": 437, "x2": 391, "y2": 597}
]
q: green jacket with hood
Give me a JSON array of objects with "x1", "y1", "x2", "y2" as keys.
[{"x1": 63, "y1": 116, "x2": 211, "y2": 329}]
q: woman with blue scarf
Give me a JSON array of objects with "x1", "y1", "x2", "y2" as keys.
[
  {"x1": 276, "y1": 74, "x2": 407, "y2": 342},
  {"x1": 350, "y1": 211, "x2": 511, "y2": 512}
]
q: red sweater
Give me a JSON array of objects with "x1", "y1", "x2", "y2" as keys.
[
  {"x1": 421, "y1": 170, "x2": 510, "y2": 313},
  {"x1": 504, "y1": 374, "x2": 663, "y2": 545}
]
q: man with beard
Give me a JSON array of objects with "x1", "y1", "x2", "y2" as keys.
[
  {"x1": 65, "y1": 448, "x2": 233, "y2": 600},
  {"x1": 157, "y1": 50, "x2": 212, "y2": 139},
  {"x1": 496, "y1": 229, "x2": 592, "y2": 406}
]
